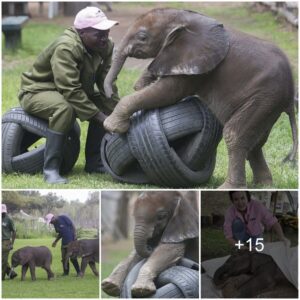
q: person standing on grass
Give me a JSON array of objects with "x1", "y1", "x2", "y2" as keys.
[
  {"x1": 224, "y1": 191, "x2": 290, "y2": 249},
  {"x1": 2, "y1": 204, "x2": 18, "y2": 280},
  {"x1": 18, "y1": 7, "x2": 119, "y2": 184},
  {"x1": 45, "y1": 213, "x2": 82, "y2": 276}
]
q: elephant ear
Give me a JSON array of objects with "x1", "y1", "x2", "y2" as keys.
[
  {"x1": 161, "y1": 195, "x2": 199, "y2": 243},
  {"x1": 148, "y1": 11, "x2": 230, "y2": 76}
]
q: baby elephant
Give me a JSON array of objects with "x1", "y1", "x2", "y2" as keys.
[
  {"x1": 11, "y1": 246, "x2": 54, "y2": 281},
  {"x1": 102, "y1": 191, "x2": 199, "y2": 297},
  {"x1": 65, "y1": 239, "x2": 99, "y2": 277}
]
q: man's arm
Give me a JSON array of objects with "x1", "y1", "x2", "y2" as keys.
[{"x1": 52, "y1": 234, "x2": 62, "y2": 247}]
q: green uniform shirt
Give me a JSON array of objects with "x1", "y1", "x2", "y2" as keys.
[
  {"x1": 20, "y1": 27, "x2": 119, "y2": 121},
  {"x1": 2, "y1": 215, "x2": 16, "y2": 240}
]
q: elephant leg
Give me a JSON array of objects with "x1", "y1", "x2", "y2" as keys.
[
  {"x1": 220, "y1": 99, "x2": 279, "y2": 189},
  {"x1": 21, "y1": 264, "x2": 29, "y2": 281},
  {"x1": 88, "y1": 261, "x2": 98, "y2": 277},
  {"x1": 248, "y1": 145, "x2": 272, "y2": 185},
  {"x1": 29, "y1": 262, "x2": 36, "y2": 281},
  {"x1": 104, "y1": 76, "x2": 196, "y2": 133},
  {"x1": 101, "y1": 250, "x2": 143, "y2": 297},
  {"x1": 43, "y1": 264, "x2": 54, "y2": 280},
  {"x1": 80, "y1": 258, "x2": 88, "y2": 277},
  {"x1": 131, "y1": 243, "x2": 185, "y2": 297}
]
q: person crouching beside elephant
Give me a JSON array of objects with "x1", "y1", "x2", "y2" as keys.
[
  {"x1": 224, "y1": 191, "x2": 290, "y2": 249},
  {"x1": 18, "y1": 7, "x2": 120, "y2": 184},
  {"x1": 2, "y1": 204, "x2": 18, "y2": 280},
  {"x1": 45, "y1": 213, "x2": 81, "y2": 276},
  {"x1": 101, "y1": 191, "x2": 199, "y2": 297}
]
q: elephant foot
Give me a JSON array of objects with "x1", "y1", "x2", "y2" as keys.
[
  {"x1": 131, "y1": 280, "x2": 156, "y2": 297},
  {"x1": 253, "y1": 175, "x2": 273, "y2": 186},
  {"x1": 101, "y1": 277, "x2": 121, "y2": 297},
  {"x1": 103, "y1": 114, "x2": 130, "y2": 134},
  {"x1": 218, "y1": 181, "x2": 247, "y2": 189}
]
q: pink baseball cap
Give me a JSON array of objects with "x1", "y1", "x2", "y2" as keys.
[
  {"x1": 45, "y1": 213, "x2": 54, "y2": 225},
  {"x1": 74, "y1": 7, "x2": 118, "y2": 30},
  {"x1": 2, "y1": 204, "x2": 7, "y2": 213}
]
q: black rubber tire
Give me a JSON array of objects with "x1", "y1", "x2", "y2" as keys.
[
  {"x1": 156, "y1": 266, "x2": 199, "y2": 298},
  {"x1": 103, "y1": 97, "x2": 203, "y2": 177},
  {"x1": 159, "y1": 97, "x2": 203, "y2": 141},
  {"x1": 178, "y1": 99, "x2": 223, "y2": 169},
  {"x1": 128, "y1": 109, "x2": 216, "y2": 187},
  {"x1": 2, "y1": 107, "x2": 80, "y2": 174},
  {"x1": 151, "y1": 283, "x2": 184, "y2": 298},
  {"x1": 120, "y1": 258, "x2": 199, "y2": 298},
  {"x1": 104, "y1": 133, "x2": 135, "y2": 176},
  {"x1": 101, "y1": 134, "x2": 150, "y2": 184}
]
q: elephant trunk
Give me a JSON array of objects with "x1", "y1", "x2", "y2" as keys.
[
  {"x1": 104, "y1": 43, "x2": 129, "y2": 98},
  {"x1": 134, "y1": 223, "x2": 153, "y2": 258}
]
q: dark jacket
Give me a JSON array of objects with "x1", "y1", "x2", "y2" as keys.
[{"x1": 20, "y1": 27, "x2": 119, "y2": 121}]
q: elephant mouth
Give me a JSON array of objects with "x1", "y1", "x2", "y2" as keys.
[{"x1": 147, "y1": 233, "x2": 162, "y2": 250}]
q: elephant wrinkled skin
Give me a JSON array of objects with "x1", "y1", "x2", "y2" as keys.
[
  {"x1": 65, "y1": 239, "x2": 99, "y2": 277},
  {"x1": 103, "y1": 8, "x2": 297, "y2": 189},
  {"x1": 213, "y1": 249, "x2": 298, "y2": 298},
  {"x1": 101, "y1": 191, "x2": 199, "y2": 297},
  {"x1": 11, "y1": 246, "x2": 54, "y2": 281}
]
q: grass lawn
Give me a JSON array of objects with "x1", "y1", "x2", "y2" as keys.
[
  {"x1": 2, "y1": 238, "x2": 99, "y2": 298},
  {"x1": 2, "y1": 2, "x2": 298, "y2": 189},
  {"x1": 101, "y1": 239, "x2": 132, "y2": 298}
]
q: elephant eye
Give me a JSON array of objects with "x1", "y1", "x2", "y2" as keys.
[{"x1": 137, "y1": 32, "x2": 148, "y2": 42}]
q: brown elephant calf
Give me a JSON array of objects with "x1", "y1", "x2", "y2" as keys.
[
  {"x1": 65, "y1": 239, "x2": 99, "y2": 277},
  {"x1": 102, "y1": 191, "x2": 199, "y2": 297},
  {"x1": 11, "y1": 246, "x2": 54, "y2": 281}
]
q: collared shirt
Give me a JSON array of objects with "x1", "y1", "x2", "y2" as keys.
[
  {"x1": 223, "y1": 199, "x2": 278, "y2": 239},
  {"x1": 53, "y1": 215, "x2": 76, "y2": 246},
  {"x1": 2, "y1": 215, "x2": 16, "y2": 240},
  {"x1": 20, "y1": 27, "x2": 119, "y2": 121}
]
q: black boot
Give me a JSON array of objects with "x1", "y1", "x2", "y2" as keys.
[
  {"x1": 44, "y1": 129, "x2": 68, "y2": 184},
  {"x1": 71, "y1": 258, "x2": 82, "y2": 277},
  {"x1": 84, "y1": 121, "x2": 106, "y2": 173}
]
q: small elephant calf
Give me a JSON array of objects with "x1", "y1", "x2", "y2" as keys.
[
  {"x1": 11, "y1": 246, "x2": 54, "y2": 281},
  {"x1": 65, "y1": 239, "x2": 99, "y2": 277}
]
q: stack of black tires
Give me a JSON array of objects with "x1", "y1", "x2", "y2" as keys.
[
  {"x1": 101, "y1": 96, "x2": 222, "y2": 187},
  {"x1": 122, "y1": 258, "x2": 199, "y2": 298},
  {"x1": 2, "y1": 107, "x2": 80, "y2": 175}
]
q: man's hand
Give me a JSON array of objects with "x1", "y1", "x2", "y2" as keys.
[
  {"x1": 52, "y1": 241, "x2": 57, "y2": 248},
  {"x1": 90, "y1": 111, "x2": 108, "y2": 124}
]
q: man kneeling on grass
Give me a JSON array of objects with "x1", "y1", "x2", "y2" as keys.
[{"x1": 18, "y1": 7, "x2": 119, "y2": 184}]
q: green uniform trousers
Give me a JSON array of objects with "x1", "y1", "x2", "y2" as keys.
[
  {"x1": 2, "y1": 240, "x2": 12, "y2": 280},
  {"x1": 19, "y1": 90, "x2": 118, "y2": 134}
]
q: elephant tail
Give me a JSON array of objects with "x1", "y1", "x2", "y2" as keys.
[{"x1": 283, "y1": 101, "x2": 298, "y2": 164}]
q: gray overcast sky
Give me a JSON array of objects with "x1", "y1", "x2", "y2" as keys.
[{"x1": 38, "y1": 189, "x2": 99, "y2": 203}]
